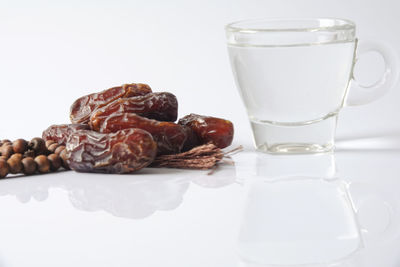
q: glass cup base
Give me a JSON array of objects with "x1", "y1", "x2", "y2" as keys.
[{"x1": 250, "y1": 114, "x2": 337, "y2": 154}]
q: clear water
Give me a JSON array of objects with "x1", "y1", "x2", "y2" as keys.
[
  {"x1": 228, "y1": 42, "x2": 356, "y2": 153},
  {"x1": 250, "y1": 113, "x2": 338, "y2": 153}
]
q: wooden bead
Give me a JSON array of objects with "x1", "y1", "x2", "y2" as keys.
[
  {"x1": 22, "y1": 157, "x2": 37, "y2": 175},
  {"x1": 0, "y1": 145, "x2": 13, "y2": 158},
  {"x1": 59, "y1": 149, "x2": 69, "y2": 170},
  {"x1": 48, "y1": 154, "x2": 61, "y2": 171},
  {"x1": 0, "y1": 158, "x2": 9, "y2": 178},
  {"x1": 8, "y1": 153, "x2": 23, "y2": 174},
  {"x1": 34, "y1": 155, "x2": 50, "y2": 173},
  {"x1": 29, "y1": 138, "x2": 47, "y2": 156},
  {"x1": 12, "y1": 139, "x2": 28, "y2": 154},
  {"x1": 7, "y1": 156, "x2": 22, "y2": 174},
  {"x1": 48, "y1": 143, "x2": 59, "y2": 153},
  {"x1": 45, "y1": 140, "x2": 55, "y2": 148},
  {"x1": 24, "y1": 150, "x2": 35, "y2": 158},
  {"x1": 9, "y1": 153, "x2": 23, "y2": 161}
]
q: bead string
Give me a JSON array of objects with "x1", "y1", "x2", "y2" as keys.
[{"x1": 0, "y1": 138, "x2": 68, "y2": 178}]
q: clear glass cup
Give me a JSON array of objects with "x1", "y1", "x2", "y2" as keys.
[{"x1": 225, "y1": 18, "x2": 399, "y2": 154}]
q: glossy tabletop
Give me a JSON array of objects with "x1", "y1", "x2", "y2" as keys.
[{"x1": 0, "y1": 135, "x2": 399, "y2": 267}]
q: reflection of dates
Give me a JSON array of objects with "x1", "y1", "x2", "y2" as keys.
[
  {"x1": 94, "y1": 113, "x2": 187, "y2": 155},
  {"x1": 90, "y1": 92, "x2": 178, "y2": 130},
  {"x1": 178, "y1": 114, "x2": 234, "y2": 149},
  {"x1": 42, "y1": 124, "x2": 90, "y2": 145},
  {"x1": 66, "y1": 128, "x2": 157, "y2": 173},
  {"x1": 70, "y1": 83, "x2": 152, "y2": 124}
]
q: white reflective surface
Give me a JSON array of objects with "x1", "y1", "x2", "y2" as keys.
[{"x1": 1, "y1": 140, "x2": 400, "y2": 266}]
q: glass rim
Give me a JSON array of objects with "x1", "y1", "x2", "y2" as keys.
[{"x1": 225, "y1": 18, "x2": 356, "y2": 33}]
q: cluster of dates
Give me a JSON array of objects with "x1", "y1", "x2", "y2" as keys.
[{"x1": 42, "y1": 83, "x2": 234, "y2": 174}]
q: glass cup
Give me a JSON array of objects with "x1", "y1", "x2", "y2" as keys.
[{"x1": 225, "y1": 18, "x2": 399, "y2": 154}]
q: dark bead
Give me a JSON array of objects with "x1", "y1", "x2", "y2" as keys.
[
  {"x1": 48, "y1": 154, "x2": 61, "y2": 171},
  {"x1": 12, "y1": 139, "x2": 28, "y2": 154},
  {"x1": 22, "y1": 157, "x2": 37, "y2": 175},
  {"x1": 34, "y1": 155, "x2": 50, "y2": 173}
]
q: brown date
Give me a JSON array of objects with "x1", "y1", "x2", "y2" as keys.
[
  {"x1": 66, "y1": 128, "x2": 157, "y2": 173},
  {"x1": 178, "y1": 113, "x2": 234, "y2": 149},
  {"x1": 93, "y1": 113, "x2": 187, "y2": 155},
  {"x1": 42, "y1": 124, "x2": 90, "y2": 146},
  {"x1": 70, "y1": 83, "x2": 152, "y2": 124},
  {"x1": 181, "y1": 125, "x2": 200, "y2": 152},
  {"x1": 90, "y1": 92, "x2": 178, "y2": 130}
]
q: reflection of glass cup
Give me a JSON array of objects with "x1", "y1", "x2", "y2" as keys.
[
  {"x1": 225, "y1": 18, "x2": 399, "y2": 154},
  {"x1": 237, "y1": 177, "x2": 361, "y2": 266},
  {"x1": 235, "y1": 152, "x2": 400, "y2": 267}
]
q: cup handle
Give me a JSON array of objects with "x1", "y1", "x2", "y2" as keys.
[
  {"x1": 346, "y1": 40, "x2": 400, "y2": 106},
  {"x1": 349, "y1": 183, "x2": 400, "y2": 246}
]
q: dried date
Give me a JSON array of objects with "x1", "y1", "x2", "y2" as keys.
[
  {"x1": 70, "y1": 83, "x2": 152, "y2": 124},
  {"x1": 181, "y1": 125, "x2": 200, "y2": 152},
  {"x1": 90, "y1": 92, "x2": 178, "y2": 130},
  {"x1": 66, "y1": 128, "x2": 157, "y2": 173},
  {"x1": 93, "y1": 113, "x2": 187, "y2": 155},
  {"x1": 178, "y1": 114, "x2": 234, "y2": 149},
  {"x1": 42, "y1": 124, "x2": 90, "y2": 146}
]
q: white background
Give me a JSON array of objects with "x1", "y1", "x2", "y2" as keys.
[
  {"x1": 1, "y1": 1, "x2": 400, "y2": 267},
  {"x1": 1, "y1": 0, "x2": 400, "y2": 147}
]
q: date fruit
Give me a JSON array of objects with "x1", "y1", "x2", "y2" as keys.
[
  {"x1": 178, "y1": 114, "x2": 234, "y2": 149},
  {"x1": 181, "y1": 125, "x2": 200, "y2": 152},
  {"x1": 90, "y1": 92, "x2": 178, "y2": 130},
  {"x1": 66, "y1": 128, "x2": 157, "y2": 173},
  {"x1": 93, "y1": 113, "x2": 187, "y2": 155},
  {"x1": 70, "y1": 83, "x2": 152, "y2": 124},
  {"x1": 42, "y1": 124, "x2": 90, "y2": 146}
]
